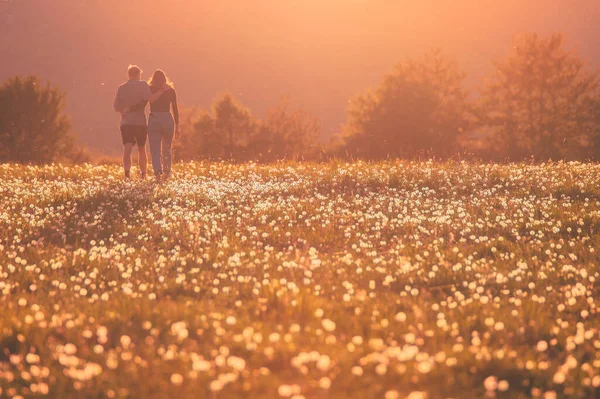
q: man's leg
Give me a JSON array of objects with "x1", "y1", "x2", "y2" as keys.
[
  {"x1": 136, "y1": 127, "x2": 148, "y2": 179},
  {"x1": 138, "y1": 145, "x2": 147, "y2": 179},
  {"x1": 121, "y1": 126, "x2": 135, "y2": 178},
  {"x1": 123, "y1": 143, "x2": 133, "y2": 178}
]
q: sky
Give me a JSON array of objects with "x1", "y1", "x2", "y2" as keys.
[{"x1": 1, "y1": 0, "x2": 600, "y2": 154}]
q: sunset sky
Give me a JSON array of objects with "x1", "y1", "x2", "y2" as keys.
[{"x1": 1, "y1": 0, "x2": 599, "y2": 154}]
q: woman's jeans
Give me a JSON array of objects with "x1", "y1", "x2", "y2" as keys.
[{"x1": 148, "y1": 112, "x2": 174, "y2": 176}]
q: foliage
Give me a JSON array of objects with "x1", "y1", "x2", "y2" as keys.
[
  {"x1": 172, "y1": 105, "x2": 205, "y2": 161},
  {"x1": 0, "y1": 76, "x2": 86, "y2": 164},
  {"x1": 251, "y1": 97, "x2": 320, "y2": 161},
  {"x1": 477, "y1": 33, "x2": 600, "y2": 161},
  {"x1": 341, "y1": 50, "x2": 470, "y2": 159},
  {"x1": 176, "y1": 94, "x2": 258, "y2": 161},
  {"x1": 178, "y1": 94, "x2": 321, "y2": 162}
]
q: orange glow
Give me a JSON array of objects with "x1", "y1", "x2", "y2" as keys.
[{"x1": 1, "y1": 0, "x2": 599, "y2": 153}]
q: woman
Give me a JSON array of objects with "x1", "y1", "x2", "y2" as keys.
[{"x1": 147, "y1": 70, "x2": 180, "y2": 180}]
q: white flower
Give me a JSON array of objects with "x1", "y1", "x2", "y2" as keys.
[
  {"x1": 321, "y1": 319, "x2": 336, "y2": 332},
  {"x1": 484, "y1": 376, "x2": 498, "y2": 391},
  {"x1": 537, "y1": 340, "x2": 548, "y2": 352}
]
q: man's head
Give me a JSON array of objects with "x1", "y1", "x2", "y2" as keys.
[{"x1": 127, "y1": 65, "x2": 142, "y2": 80}]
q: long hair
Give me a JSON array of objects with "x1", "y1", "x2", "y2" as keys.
[{"x1": 148, "y1": 69, "x2": 174, "y2": 89}]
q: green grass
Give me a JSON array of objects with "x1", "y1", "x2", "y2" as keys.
[{"x1": 1, "y1": 161, "x2": 599, "y2": 399}]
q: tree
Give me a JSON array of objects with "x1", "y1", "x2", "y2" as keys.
[
  {"x1": 478, "y1": 33, "x2": 599, "y2": 160},
  {"x1": 341, "y1": 49, "x2": 470, "y2": 159},
  {"x1": 172, "y1": 105, "x2": 203, "y2": 161},
  {"x1": 178, "y1": 94, "x2": 322, "y2": 162},
  {"x1": 213, "y1": 94, "x2": 256, "y2": 160},
  {"x1": 179, "y1": 93, "x2": 257, "y2": 161},
  {"x1": 251, "y1": 97, "x2": 320, "y2": 161},
  {"x1": 592, "y1": 99, "x2": 600, "y2": 158},
  {"x1": 0, "y1": 76, "x2": 82, "y2": 164}
]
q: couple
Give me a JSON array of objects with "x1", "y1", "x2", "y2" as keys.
[{"x1": 113, "y1": 65, "x2": 180, "y2": 180}]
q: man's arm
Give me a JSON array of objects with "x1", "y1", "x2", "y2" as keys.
[
  {"x1": 126, "y1": 83, "x2": 152, "y2": 112},
  {"x1": 142, "y1": 82, "x2": 152, "y2": 102},
  {"x1": 128, "y1": 86, "x2": 167, "y2": 108},
  {"x1": 113, "y1": 87, "x2": 122, "y2": 112},
  {"x1": 119, "y1": 84, "x2": 169, "y2": 115},
  {"x1": 148, "y1": 85, "x2": 168, "y2": 103}
]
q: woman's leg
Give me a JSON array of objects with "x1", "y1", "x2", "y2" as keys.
[
  {"x1": 161, "y1": 117, "x2": 175, "y2": 176},
  {"x1": 147, "y1": 125, "x2": 163, "y2": 176}
]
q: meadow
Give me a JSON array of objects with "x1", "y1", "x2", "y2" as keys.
[{"x1": 1, "y1": 161, "x2": 599, "y2": 399}]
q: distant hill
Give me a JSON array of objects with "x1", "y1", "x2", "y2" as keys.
[{"x1": 2, "y1": 0, "x2": 599, "y2": 155}]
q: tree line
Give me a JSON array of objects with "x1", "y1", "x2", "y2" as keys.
[
  {"x1": 2, "y1": 33, "x2": 600, "y2": 164},
  {"x1": 175, "y1": 95, "x2": 320, "y2": 162},
  {"x1": 0, "y1": 76, "x2": 89, "y2": 164}
]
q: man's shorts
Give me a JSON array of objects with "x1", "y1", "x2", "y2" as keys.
[{"x1": 120, "y1": 125, "x2": 147, "y2": 146}]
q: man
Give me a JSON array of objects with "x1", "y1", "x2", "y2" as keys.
[{"x1": 113, "y1": 65, "x2": 151, "y2": 179}]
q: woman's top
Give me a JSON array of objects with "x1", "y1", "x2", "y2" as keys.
[{"x1": 150, "y1": 85, "x2": 180, "y2": 125}]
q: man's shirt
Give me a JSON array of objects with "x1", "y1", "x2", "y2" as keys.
[{"x1": 113, "y1": 79, "x2": 152, "y2": 126}]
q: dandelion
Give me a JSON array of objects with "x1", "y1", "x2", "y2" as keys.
[
  {"x1": 227, "y1": 356, "x2": 246, "y2": 371},
  {"x1": 321, "y1": 319, "x2": 336, "y2": 332},
  {"x1": 384, "y1": 390, "x2": 399, "y2": 399},
  {"x1": 210, "y1": 380, "x2": 224, "y2": 392},
  {"x1": 394, "y1": 312, "x2": 407, "y2": 322},
  {"x1": 375, "y1": 363, "x2": 387, "y2": 375},
  {"x1": 484, "y1": 376, "x2": 498, "y2": 391},
  {"x1": 278, "y1": 385, "x2": 293, "y2": 397},
  {"x1": 170, "y1": 373, "x2": 183, "y2": 385},
  {"x1": 553, "y1": 371, "x2": 566, "y2": 384},
  {"x1": 319, "y1": 377, "x2": 331, "y2": 389},
  {"x1": 64, "y1": 343, "x2": 77, "y2": 355},
  {"x1": 120, "y1": 335, "x2": 131, "y2": 348},
  {"x1": 417, "y1": 361, "x2": 432, "y2": 374},
  {"x1": 317, "y1": 355, "x2": 331, "y2": 371}
]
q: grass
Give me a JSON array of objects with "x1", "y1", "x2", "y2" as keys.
[{"x1": 0, "y1": 161, "x2": 599, "y2": 399}]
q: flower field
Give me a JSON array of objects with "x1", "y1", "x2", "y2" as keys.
[{"x1": 1, "y1": 161, "x2": 600, "y2": 399}]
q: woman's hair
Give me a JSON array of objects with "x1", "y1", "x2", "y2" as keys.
[{"x1": 148, "y1": 69, "x2": 174, "y2": 89}]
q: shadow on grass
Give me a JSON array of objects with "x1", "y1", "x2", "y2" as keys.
[{"x1": 35, "y1": 181, "x2": 158, "y2": 248}]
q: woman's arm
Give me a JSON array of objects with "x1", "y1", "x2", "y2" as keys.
[{"x1": 172, "y1": 90, "x2": 180, "y2": 138}]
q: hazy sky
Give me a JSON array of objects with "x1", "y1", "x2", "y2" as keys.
[{"x1": 1, "y1": 0, "x2": 600, "y2": 154}]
